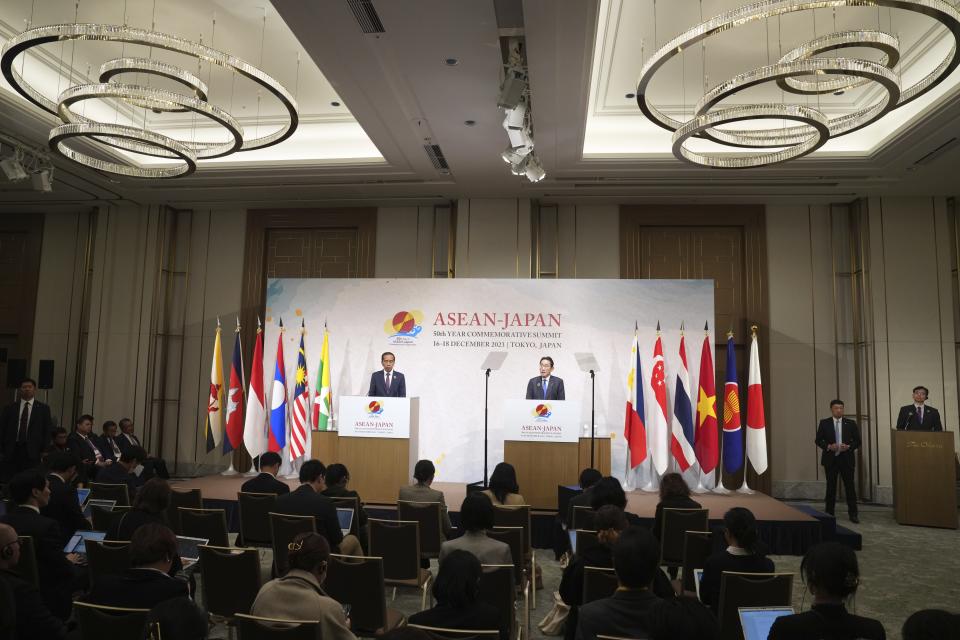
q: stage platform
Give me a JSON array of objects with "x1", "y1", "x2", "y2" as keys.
[{"x1": 172, "y1": 476, "x2": 830, "y2": 555}]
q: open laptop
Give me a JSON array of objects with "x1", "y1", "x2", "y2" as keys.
[
  {"x1": 336, "y1": 508, "x2": 354, "y2": 536},
  {"x1": 738, "y1": 607, "x2": 795, "y2": 640},
  {"x1": 176, "y1": 535, "x2": 209, "y2": 569},
  {"x1": 76, "y1": 488, "x2": 91, "y2": 506},
  {"x1": 693, "y1": 568, "x2": 704, "y2": 600},
  {"x1": 82, "y1": 498, "x2": 116, "y2": 520},
  {"x1": 63, "y1": 530, "x2": 107, "y2": 559}
]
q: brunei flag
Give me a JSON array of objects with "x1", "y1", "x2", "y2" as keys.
[
  {"x1": 204, "y1": 320, "x2": 225, "y2": 453},
  {"x1": 313, "y1": 326, "x2": 333, "y2": 431},
  {"x1": 722, "y1": 333, "x2": 744, "y2": 474}
]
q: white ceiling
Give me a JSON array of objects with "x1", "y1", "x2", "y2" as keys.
[{"x1": 2, "y1": 0, "x2": 960, "y2": 209}]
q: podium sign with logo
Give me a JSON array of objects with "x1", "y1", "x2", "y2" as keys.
[
  {"x1": 503, "y1": 399, "x2": 581, "y2": 442},
  {"x1": 339, "y1": 396, "x2": 414, "y2": 439}
]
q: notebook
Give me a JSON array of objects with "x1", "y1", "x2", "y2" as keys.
[
  {"x1": 63, "y1": 530, "x2": 107, "y2": 556},
  {"x1": 337, "y1": 508, "x2": 354, "y2": 536},
  {"x1": 76, "y1": 488, "x2": 91, "y2": 506},
  {"x1": 82, "y1": 498, "x2": 116, "y2": 520},
  {"x1": 739, "y1": 607, "x2": 795, "y2": 640}
]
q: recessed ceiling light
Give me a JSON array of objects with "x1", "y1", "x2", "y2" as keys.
[
  {"x1": 464, "y1": 120, "x2": 476, "y2": 126},
  {"x1": 833, "y1": 90, "x2": 845, "y2": 96},
  {"x1": 330, "y1": 100, "x2": 341, "y2": 107},
  {"x1": 625, "y1": 92, "x2": 636, "y2": 99},
  {"x1": 444, "y1": 57, "x2": 459, "y2": 66}
]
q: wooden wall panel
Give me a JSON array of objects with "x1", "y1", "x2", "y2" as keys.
[{"x1": 0, "y1": 216, "x2": 44, "y2": 389}]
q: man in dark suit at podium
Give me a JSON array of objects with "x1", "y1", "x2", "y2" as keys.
[
  {"x1": 895, "y1": 385, "x2": 943, "y2": 431},
  {"x1": 815, "y1": 400, "x2": 861, "y2": 523},
  {"x1": 526, "y1": 356, "x2": 565, "y2": 401},
  {"x1": 368, "y1": 352, "x2": 406, "y2": 397}
]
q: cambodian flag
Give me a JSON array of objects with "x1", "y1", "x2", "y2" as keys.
[
  {"x1": 722, "y1": 334, "x2": 744, "y2": 474},
  {"x1": 269, "y1": 320, "x2": 287, "y2": 453}
]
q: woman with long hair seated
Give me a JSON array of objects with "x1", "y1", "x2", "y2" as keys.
[
  {"x1": 652, "y1": 472, "x2": 701, "y2": 540},
  {"x1": 699, "y1": 507, "x2": 774, "y2": 611},
  {"x1": 409, "y1": 549, "x2": 506, "y2": 640},
  {"x1": 769, "y1": 541, "x2": 885, "y2": 640},
  {"x1": 482, "y1": 462, "x2": 524, "y2": 506},
  {"x1": 250, "y1": 532, "x2": 356, "y2": 640}
]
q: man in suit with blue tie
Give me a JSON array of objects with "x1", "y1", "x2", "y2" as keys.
[
  {"x1": 815, "y1": 399, "x2": 861, "y2": 523},
  {"x1": 525, "y1": 356, "x2": 565, "y2": 401},
  {"x1": 368, "y1": 352, "x2": 406, "y2": 398}
]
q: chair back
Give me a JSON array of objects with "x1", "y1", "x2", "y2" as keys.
[
  {"x1": 409, "y1": 624, "x2": 500, "y2": 640},
  {"x1": 90, "y1": 482, "x2": 131, "y2": 507},
  {"x1": 572, "y1": 506, "x2": 596, "y2": 530},
  {"x1": 327, "y1": 496, "x2": 360, "y2": 537},
  {"x1": 235, "y1": 613, "x2": 320, "y2": 640},
  {"x1": 478, "y1": 564, "x2": 516, "y2": 637},
  {"x1": 90, "y1": 504, "x2": 132, "y2": 532},
  {"x1": 717, "y1": 572, "x2": 794, "y2": 640},
  {"x1": 324, "y1": 553, "x2": 388, "y2": 633},
  {"x1": 397, "y1": 500, "x2": 443, "y2": 558},
  {"x1": 269, "y1": 512, "x2": 316, "y2": 576},
  {"x1": 86, "y1": 540, "x2": 131, "y2": 585},
  {"x1": 11, "y1": 536, "x2": 39, "y2": 587},
  {"x1": 238, "y1": 492, "x2": 277, "y2": 545},
  {"x1": 681, "y1": 530, "x2": 713, "y2": 593},
  {"x1": 198, "y1": 545, "x2": 262, "y2": 618},
  {"x1": 487, "y1": 526, "x2": 525, "y2": 587},
  {"x1": 492, "y1": 505, "x2": 531, "y2": 559},
  {"x1": 74, "y1": 601, "x2": 149, "y2": 640},
  {"x1": 582, "y1": 566, "x2": 618, "y2": 604},
  {"x1": 368, "y1": 518, "x2": 421, "y2": 584},
  {"x1": 166, "y1": 488, "x2": 203, "y2": 534},
  {"x1": 179, "y1": 507, "x2": 230, "y2": 547},
  {"x1": 659, "y1": 508, "x2": 709, "y2": 566},
  {"x1": 574, "y1": 529, "x2": 602, "y2": 557}
]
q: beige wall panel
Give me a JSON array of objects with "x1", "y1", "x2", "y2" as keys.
[
  {"x1": 455, "y1": 198, "x2": 527, "y2": 277},
  {"x1": 574, "y1": 205, "x2": 619, "y2": 277},
  {"x1": 767, "y1": 205, "x2": 815, "y2": 343},
  {"x1": 375, "y1": 207, "x2": 420, "y2": 277},
  {"x1": 768, "y1": 342, "x2": 819, "y2": 482},
  {"x1": 557, "y1": 205, "x2": 577, "y2": 278}
]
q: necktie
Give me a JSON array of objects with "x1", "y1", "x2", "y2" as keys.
[
  {"x1": 86, "y1": 437, "x2": 102, "y2": 463},
  {"x1": 386, "y1": 372, "x2": 392, "y2": 391},
  {"x1": 834, "y1": 420, "x2": 842, "y2": 455},
  {"x1": 918, "y1": 406, "x2": 923, "y2": 424},
  {"x1": 17, "y1": 402, "x2": 29, "y2": 442},
  {"x1": 542, "y1": 379, "x2": 548, "y2": 399},
  {"x1": 109, "y1": 437, "x2": 121, "y2": 458}
]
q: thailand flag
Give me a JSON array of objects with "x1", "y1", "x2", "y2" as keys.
[
  {"x1": 269, "y1": 320, "x2": 287, "y2": 453},
  {"x1": 722, "y1": 334, "x2": 744, "y2": 474},
  {"x1": 670, "y1": 333, "x2": 697, "y2": 471}
]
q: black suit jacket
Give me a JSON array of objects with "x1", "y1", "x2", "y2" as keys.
[
  {"x1": 896, "y1": 404, "x2": 943, "y2": 431},
  {"x1": 815, "y1": 418, "x2": 862, "y2": 469},
  {"x1": 526, "y1": 376, "x2": 566, "y2": 401},
  {"x1": 409, "y1": 602, "x2": 507, "y2": 640},
  {"x1": 66, "y1": 432, "x2": 101, "y2": 465},
  {"x1": 368, "y1": 370, "x2": 406, "y2": 397},
  {"x1": 652, "y1": 495, "x2": 703, "y2": 540},
  {"x1": 0, "y1": 400, "x2": 54, "y2": 466},
  {"x1": 700, "y1": 550, "x2": 775, "y2": 611},
  {"x1": 95, "y1": 463, "x2": 143, "y2": 498},
  {"x1": 241, "y1": 472, "x2": 290, "y2": 496},
  {"x1": 769, "y1": 603, "x2": 886, "y2": 640},
  {"x1": 0, "y1": 569, "x2": 67, "y2": 640},
  {"x1": 95, "y1": 435, "x2": 123, "y2": 463},
  {"x1": 85, "y1": 567, "x2": 188, "y2": 609},
  {"x1": 40, "y1": 474, "x2": 91, "y2": 546},
  {"x1": 117, "y1": 432, "x2": 143, "y2": 457},
  {"x1": 274, "y1": 484, "x2": 344, "y2": 549},
  {"x1": 576, "y1": 589, "x2": 660, "y2": 640}
]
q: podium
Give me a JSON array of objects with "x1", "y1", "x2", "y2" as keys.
[
  {"x1": 335, "y1": 396, "x2": 419, "y2": 504},
  {"x1": 891, "y1": 430, "x2": 957, "y2": 529}
]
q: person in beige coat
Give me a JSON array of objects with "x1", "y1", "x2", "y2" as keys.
[
  {"x1": 398, "y1": 460, "x2": 453, "y2": 537},
  {"x1": 439, "y1": 493, "x2": 512, "y2": 566},
  {"x1": 251, "y1": 532, "x2": 356, "y2": 640}
]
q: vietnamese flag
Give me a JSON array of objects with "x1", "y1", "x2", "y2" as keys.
[{"x1": 694, "y1": 324, "x2": 719, "y2": 473}]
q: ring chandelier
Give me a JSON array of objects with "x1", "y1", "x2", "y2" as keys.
[
  {"x1": 635, "y1": 0, "x2": 960, "y2": 168},
  {"x1": 1, "y1": 23, "x2": 299, "y2": 178}
]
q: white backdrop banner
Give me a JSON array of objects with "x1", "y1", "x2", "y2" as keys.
[{"x1": 264, "y1": 278, "x2": 713, "y2": 484}]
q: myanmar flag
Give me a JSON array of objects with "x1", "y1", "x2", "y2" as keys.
[{"x1": 313, "y1": 328, "x2": 332, "y2": 431}]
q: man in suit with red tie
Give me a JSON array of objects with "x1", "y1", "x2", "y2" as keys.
[
  {"x1": 895, "y1": 385, "x2": 944, "y2": 431},
  {"x1": 368, "y1": 352, "x2": 406, "y2": 398},
  {"x1": 1, "y1": 378, "x2": 55, "y2": 478},
  {"x1": 815, "y1": 400, "x2": 861, "y2": 523},
  {"x1": 525, "y1": 356, "x2": 566, "y2": 401}
]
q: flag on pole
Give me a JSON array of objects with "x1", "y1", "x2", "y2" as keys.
[
  {"x1": 204, "y1": 320, "x2": 225, "y2": 453},
  {"x1": 269, "y1": 320, "x2": 287, "y2": 453},
  {"x1": 243, "y1": 319, "x2": 268, "y2": 460},
  {"x1": 313, "y1": 326, "x2": 332, "y2": 431},
  {"x1": 694, "y1": 324, "x2": 719, "y2": 473},
  {"x1": 722, "y1": 333, "x2": 744, "y2": 474},
  {"x1": 670, "y1": 329, "x2": 697, "y2": 471},
  {"x1": 624, "y1": 327, "x2": 647, "y2": 468},
  {"x1": 746, "y1": 327, "x2": 768, "y2": 475},
  {"x1": 290, "y1": 321, "x2": 310, "y2": 461},
  {"x1": 649, "y1": 325, "x2": 670, "y2": 475},
  {"x1": 224, "y1": 319, "x2": 245, "y2": 455}
]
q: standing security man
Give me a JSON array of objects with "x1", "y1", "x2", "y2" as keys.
[{"x1": 815, "y1": 400, "x2": 861, "y2": 524}]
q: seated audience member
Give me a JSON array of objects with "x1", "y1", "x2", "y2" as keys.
[
  {"x1": 97, "y1": 420, "x2": 123, "y2": 463},
  {"x1": 86, "y1": 523, "x2": 188, "y2": 608},
  {"x1": 439, "y1": 493, "x2": 512, "y2": 566},
  {"x1": 240, "y1": 451, "x2": 289, "y2": 495},
  {"x1": 274, "y1": 459, "x2": 362, "y2": 556},
  {"x1": 118, "y1": 418, "x2": 170, "y2": 479},
  {"x1": 902, "y1": 609, "x2": 960, "y2": 640},
  {"x1": 576, "y1": 526, "x2": 662, "y2": 640},
  {"x1": 566, "y1": 467, "x2": 603, "y2": 529},
  {"x1": 0, "y1": 522, "x2": 67, "y2": 640},
  {"x1": 652, "y1": 472, "x2": 701, "y2": 540},
  {"x1": 482, "y1": 462, "x2": 525, "y2": 506},
  {"x1": 560, "y1": 505, "x2": 628, "y2": 640},
  {"x1": 106, "y1": 477, "x2": 172, "y2": 541},
  {"x1": 590, "y1": 476, "x2": 643, "y2": 526},
  {"x1": 646, "y1": 595, "x2": 718, "y2": 640},
  {"x1": 321, "y1": 463, "x2": 368, "y2": 531},
  {"x1": 40, "y1": 452, "x2": 91, "y2": 546},
  {"x1": 700, "y1": 507, "x2": 774, "y2": 612},
  {"x1": 0, "y1": 470, "x2": 83, "y2": 620},
  {"x1": 41, "y1": 428, "x2": 71, "y2": 463},
  {"x1": 399, "y1": 459, "x2": 453, "y2": 537},
  {"x1": 769, "y1": 541, "x2": 884, "y2": 640},
  {"x1": 67, "y1": 414, "x2": 111, "y2": 481},
  {"x1": 146, "y1": 597, "x2": 209, "y2": 640},
  {"x1": 94, "y1": 446, "x2": 146, "y2": 498},
  {"x1": 409, "y1": 549, "x2": 506, "y2": 640},
  {"x1": 250, "y1": 532, "x2": 357, "y2": 640}
]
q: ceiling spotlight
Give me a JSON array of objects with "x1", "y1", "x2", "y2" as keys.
[
  {"x1": 524, "y1": 155, "x2": 546, "y2": 182},
  {"x1": 502, "y1": 101, "x2": 527, "y2": 131},
  {"x1": 509, "y1": 155, "x2": 528, "y2": 176},
  {"x1": 506, "y1": 126, "x2": 533, "y2": 150},
  {"x1": 0, "y1": 153, "x2": 28, "y2": 181},
  {"x1": 497, "y1": 68, "x2": 528, "y2": 109},
  {"x1": 501, "y1": 146, "x2": 530, "y2": 165},
  {"x1": 31, "y1": 168, "x2": 53, "y2": 192},
  {"x1": 330, "y1": 100, "x2": 341, "y2": 107},
  {"x1": 444, "y1": 57, "x2": 459, "y2": 66}
]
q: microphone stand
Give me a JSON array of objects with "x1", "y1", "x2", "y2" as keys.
[
  {"x1": 590, "y1": 369, "x2": 596, "y2": 468},
  {"x1": 484, "y1": 367, "x2": 491, "y2": 487}
]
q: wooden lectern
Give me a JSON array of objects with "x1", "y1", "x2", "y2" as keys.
[{"x1": 891, "y1": 430, "x2": 957, "y2": 529}]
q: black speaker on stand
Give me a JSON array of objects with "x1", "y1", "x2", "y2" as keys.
[{"x1": 5, "y1": 358, "x2": 27, "y2": 402}]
